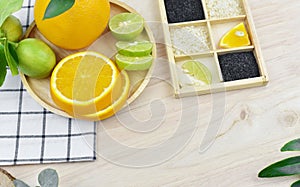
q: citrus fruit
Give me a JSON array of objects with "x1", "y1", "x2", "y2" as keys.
[
  {"x1": 83, "y1": 70, "x2": 130, "y2": 121},
  {"x1": 17, "y1": 38, "x2": 56, "y2": 79},
  {"x1": 50, "y1": 51, "x2": 119, "y2": 116},
  {"x1": 0, "y1": 15, "x2": 23, "y2": 42},
  {"x1": 34, "y1": 0, "x2": 110, "y2": 49},
  {"x1": 219, "y1": 22, "x2": 251, "y2": 49},
  {"x1": 109, "y1": 13, "x2": 144, "y2": 41},
  {"x1": 116, "y1": 40, "x2": 153, "y2": 56},
  {"x1": 182, "y1": 61, "x2": 212, "y2": 85},
  {"x1": 115, "y1": 54, "x2": 153, "y2": 71}
]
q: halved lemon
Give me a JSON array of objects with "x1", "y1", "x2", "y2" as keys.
[
  {"x1": 50, "y1": 51, "x2": 119, "y2": 116},
  {"x1": 83, "y1": 70, "x2": 130, "y2": 121},
  {"x1": 219, "y1": 22, "x2": 251, "y2": 49}
]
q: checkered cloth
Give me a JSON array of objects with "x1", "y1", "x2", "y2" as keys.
[{"x1": 0, "y1": 0, "x2": 97, "y2": 166}]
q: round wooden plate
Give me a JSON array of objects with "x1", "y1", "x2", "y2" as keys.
[{"x1": 20, "y1": 0, "x2": 156, "y2": 119}]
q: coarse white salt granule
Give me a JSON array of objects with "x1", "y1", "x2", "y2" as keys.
[
  {"x1": 206, "y1": 0, "x2": 244, "y2": 18},
  {"x1": 170, "y1": 26, "x2": 211, "y2": 56}
]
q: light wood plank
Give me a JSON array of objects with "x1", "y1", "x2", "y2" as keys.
[{"x1": 3, "y1": 0, "x2": 300, "y2": 186}]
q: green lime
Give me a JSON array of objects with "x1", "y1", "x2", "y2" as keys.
[
  {"x1": 109, "y1": 13, "x2": 144, "y2": 41},
  {"x1": 116, "y1": 40, "x2": 153, "y2": 57},
  {"x1": 0, "y1": 15, "x2": 23, "y2": 42},
  {"x1": 16, "y1": 38, "x2": 56, "y2": 79},
  {"x1": 182, "y1": 61, "x2": 212, "y2": 85},
  {"x1": 115, "y1": 54, "x2": 153, "y2": 71}
]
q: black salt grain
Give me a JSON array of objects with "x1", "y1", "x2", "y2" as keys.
[
  {"x1": 218, "y1": 52, "x2": 260, "y2": 82},
  {"x1": 164, "y1": 0, "x2": 205, "y2": 23}
]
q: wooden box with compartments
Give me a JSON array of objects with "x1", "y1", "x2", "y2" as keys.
[{"x1": 158, "y1": 0, "x2": 268, "y2": 98}]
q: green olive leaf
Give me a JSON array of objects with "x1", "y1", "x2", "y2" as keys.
[
  {"x1": 0, "y1": 0, "x2": 23, "y2": 26},
  {"x1": 43, "y1": 0, "x2": 75, "y2": 20},
  {"x1": 0, "y1": 44, "x2": 7, "y2": 86},
  {"x1": 38, "y1": 168, "x2": 59, "y2": 187},
  {"x1": 4, "y1": 38, "x2": 18, "y2": 75},
  {"x1": 13, "y1": 179, "x2": 30, "y2": 187},
  {"x1": 258, "y1": 156, "x2": 300, "y2": 178},
  {"x1": 292, "y1": 180, "x2": 300, "y2": 187},
  {"x1": 281, "y1": 138, "x2": 300, "y2": 152}
]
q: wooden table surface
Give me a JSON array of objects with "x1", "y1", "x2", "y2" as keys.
[{"x1": 3, "y1": 0, "x2": 300, "y2": 186}]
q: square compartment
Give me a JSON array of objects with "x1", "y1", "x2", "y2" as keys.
[
  {"x1": 164, "y1": 0, "x2": 205, "y2": 23},
  {"x1": 210, "y1": 19, "x2": 252, "y2": 50},
  {"x1": 218, "y1": 50, "x2": 260, "y2": 82},
  {"x1": 169, "y1": 23, "x2": 212, "y2": 56},
  {"x1": 205, "y1": 0, "x2": 245, "y2": 19},
  {"x1": 176, "y1": 55, "x2": 221, "y2": 88}
]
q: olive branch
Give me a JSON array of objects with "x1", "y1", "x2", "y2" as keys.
[{"x1": 259, "y1": 138, "x2": 300, "y2": 187}]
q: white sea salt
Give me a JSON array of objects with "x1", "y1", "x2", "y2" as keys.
[
  {"x1": 170, "y1": 26, "x2": 211, "y2": 56},
  {"x1": 206, "y1": 0, "x2": 244, "y2": 18}
]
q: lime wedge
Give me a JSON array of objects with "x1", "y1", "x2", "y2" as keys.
[
  {"x1": 116, "y1": 41, "x2": 153, "y2": 56},
  {"x1": 109, "y1": 13, "x2": 144, "y2": 41},
  {"x1": 115, "y1": 54, "x2": 153, "y2": 71},
  {"x1": 182, "y1": 61, "x2": 212, "y2": 85}
]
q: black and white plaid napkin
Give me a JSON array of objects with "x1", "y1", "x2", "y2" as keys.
[{"x1": 0, "y1": 0, "x2": 97, "y2": 166}]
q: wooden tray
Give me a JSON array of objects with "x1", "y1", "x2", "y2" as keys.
[
  {"x1": 159, "y1": 0, "x2": 268, "y2": 98},
  {"x1": 20, "y1": 0, "x2": 156, "y2": 119}
]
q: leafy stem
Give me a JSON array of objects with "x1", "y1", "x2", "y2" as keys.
[
  {"x1": 0, "y1": 168, "x2": 59, "y2": 187},
  {"x1": 0, "y1": 37, "x2": 18, "y2": 48},
  {"x1": 258, "y1": 138, "x2": 300, "y2": 186}
]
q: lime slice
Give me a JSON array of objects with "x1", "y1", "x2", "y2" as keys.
[
  {"x1": 116, "y1": 41, "x2": 153, "y2": 56},
  {"x1": 182, "y1": 61, "x2": 212, "y2": 85},
  {"x1": 115, "y1": 54, "x2": 153, "y2": 71},
  {"x1": 109, "y1": 13, "x2": 144, "y2": 41}
]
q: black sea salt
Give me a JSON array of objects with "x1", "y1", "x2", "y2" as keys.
[
  {"x1": 164, "y1": 0, "x2": 205, "y2": 23},
  {"x1": 218, "y1": 52, "x2": 260, "y2": 82}
]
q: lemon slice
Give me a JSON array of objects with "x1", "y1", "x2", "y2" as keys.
[
  {"x1": 116, "y1": 41, "x2": 153, "y2": 56},
  {"x1": 50, "y1": 51, "x2": 120, "y2": 116},
  {"x1": 109, "y1": 13, "x2": 144, "y2": 41},
  {"x1": 83, "y1": 70, "x2": 130, "y2": 121},
  {"x1": 182, "y1": 61, "x2": 212, "y2": 85},
  {"x1": 219, "y1": 22, "x2": 251, "y2": 49},
  {"x1": 115, "y1": 54, "x2": 153, "y2": 71}
]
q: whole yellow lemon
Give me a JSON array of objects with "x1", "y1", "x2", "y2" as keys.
[{"x1": 34, "y1": 0, "x2": 110, "y2": 50}]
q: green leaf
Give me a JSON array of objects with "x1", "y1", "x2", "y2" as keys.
[
  {"x1": 43, "y1": 0, "x2": 75, "y2": 20},
  {"x1": 0, "y1": 44, "x2": 7, "y2": 86},
  {"x1": 281, "y1": 139, "x2": 300, "y2": 152},
  {"x1": 8, "y1": 41, "x2": 18, "y2": 64},
  {"x1": 13, "y1": 179, "x2": 30, "y2": 187},
  {"x1": 0, "y1": 0, "x2": 23, "y2": 26},
  {"x1": 292, "y1": 180, "x2": 300, "y2": 187},
  {"x1": 38, "y1": 168, "x2": 59, "y2": 187},
  {"x1": 258, "y1": 156, "x2": 300, "y2": 178},
  {"x1": 3, "y1": 38, "x2": 18, "y2": 75}
]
